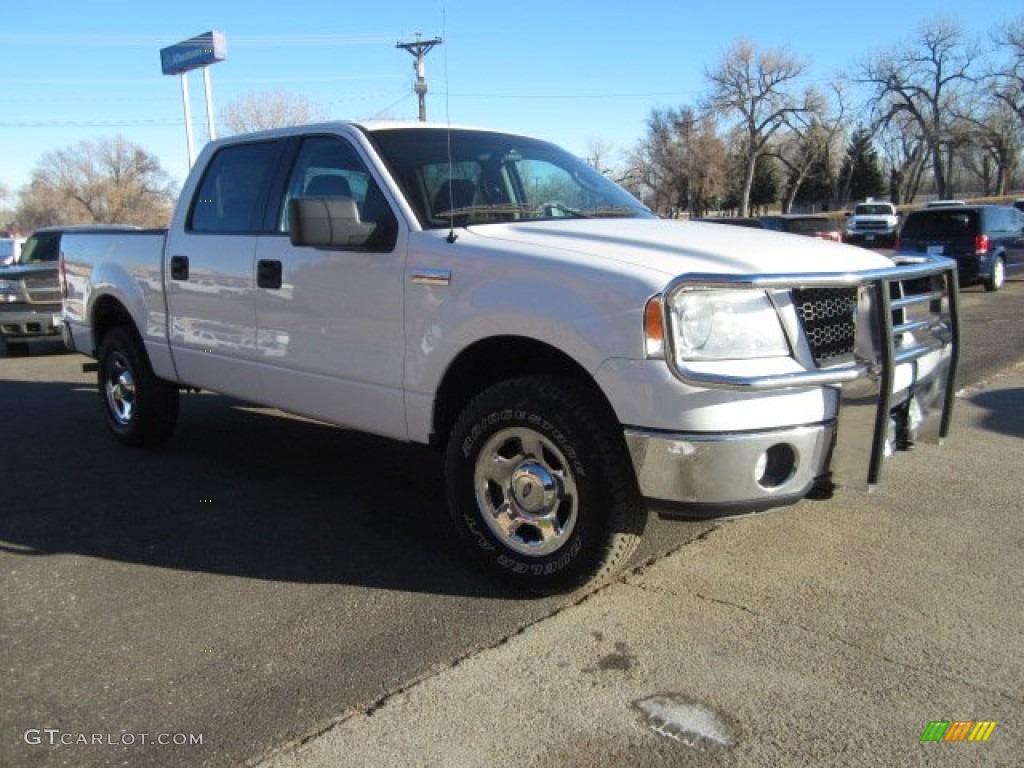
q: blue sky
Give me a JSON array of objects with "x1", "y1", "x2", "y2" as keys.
[{"x1": 1, "y1": 0, "x2": 1020, "y2": 195}]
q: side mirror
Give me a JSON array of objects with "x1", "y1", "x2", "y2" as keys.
[{"x1": 288, "y1": 196, "x2": 375, "y2": 248}]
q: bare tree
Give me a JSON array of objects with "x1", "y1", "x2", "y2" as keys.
[
  {"x1": 874, "y1": 110, "x2": 930, "y2": 205},
  {"x1": 629, "y1": 108, "x2": 686, "y2": 216},
  {"x1": 955, "y1": 95, "x2": 1021, "y2": 196},
  {"x1": 678, "y1": 108, "x2": 729, "y2": 217},
  {"x1": 990, "y1": 15, "x2": 1024, "y2": 128},
  {"x1": 770, "y1": 81, "x2": 848, "y2": 212},
  {"x1": 704, "y1": 41, "x2": 817, "y2": 216},
  {"x1": 585, "y1": 138, "x2": 617, "y2": 172},
  {"x1": 619, "y1": 141, "x2": 654, "y2": 209},
  {"x1": 220, "y1": 89, "x2": 328, "y2": 134},
  {"x1": 858, "y1": 18, "x2": 979, "y2": 200},
  {"x1": 14, "y1": 137, "x2": 177, "y2": 230},
  {"x1": 0, "y1": 183, "x2": 14, "y2": 229}
]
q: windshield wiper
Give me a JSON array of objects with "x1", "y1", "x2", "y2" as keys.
[
  {"x1": 576, "y1": 205, "x2": 644, "y2": 218},
  {"x1": 435, "y1": 203, "x2": 534, "y2": 219},
  {"x1": 435, "y1": 202, "x2": 642, "y2": 223}
]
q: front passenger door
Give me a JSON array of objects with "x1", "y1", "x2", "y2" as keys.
[{"x1": 253, "y1": 134, "x2": 408, "y2": 440}]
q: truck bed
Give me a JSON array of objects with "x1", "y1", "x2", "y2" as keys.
[{"x1": 61, "y1": 229, "x2": 169, "y2": 361}]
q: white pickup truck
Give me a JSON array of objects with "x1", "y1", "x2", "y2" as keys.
[
  {"x1": 844, "y1": 200, "x2": 901, "y2": 246},
  {"x1": 60, "y1": 121, "x2": 960, "y2": 592}
]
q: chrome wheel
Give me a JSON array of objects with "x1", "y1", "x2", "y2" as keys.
[
  {"x1": 104, "y1": 353, "x2": 136, "y2": 426},
  {"x1": 473, "y1": 427, "x2": 578, "y2": 557},
  {"x1": 446, "y1": 375, "x2": 644, "y2": 592},
  {"x1": 97, "y1": 326, "x2": 178, "y2": 446}
]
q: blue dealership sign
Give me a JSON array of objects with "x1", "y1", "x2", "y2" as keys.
[{"x1": 160, "y1": 31, "x2": 227, "y2": 75}]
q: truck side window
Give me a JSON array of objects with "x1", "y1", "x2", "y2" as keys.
[
  {"x1": 17, "y1": 231, "x2": 60, "y2": 263},
  {"x1": 279, "y1": 136, "x2": 398, "y2": 251},
  {"x1": 189, "y1": 141, "x2": 281, "y2": 233}
]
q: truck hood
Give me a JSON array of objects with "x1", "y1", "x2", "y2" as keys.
[
  {"x1": 0, "y1": 263, "x2": 57, "y2": 279},
  {"x1": 466, "y1": 218, "x2": 893, "y2": 277}
]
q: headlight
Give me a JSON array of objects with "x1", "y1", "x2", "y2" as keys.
[
  {"x1": 0, "y1": 279, "x2": 23, "y2": 303},
  {"x1": 666, "y1": 289, "x2": 790, "y2": 361}
]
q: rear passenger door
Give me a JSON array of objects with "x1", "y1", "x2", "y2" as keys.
[{"x1": 165, "y1": 139, "x2": 287, "y2": 401}]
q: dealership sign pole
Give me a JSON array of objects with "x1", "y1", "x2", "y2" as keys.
[{"x1": 159, "y1": 31, "x2": 227, "y2": 169}]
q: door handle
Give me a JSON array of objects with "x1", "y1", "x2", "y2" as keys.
[
  {"x1": 170, "y1": 255, "x2": 189, "y2": 281},
  {"x1": 257, "y1": 259, "x2": 282, "y2": 290}
]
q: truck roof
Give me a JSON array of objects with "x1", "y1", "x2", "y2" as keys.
[
  {"x1": 29, "y1": 224, "x2": 141, "y2": 234},
  {"x1": 203, "y1": 119, "x2": 536, "y2": 147}
]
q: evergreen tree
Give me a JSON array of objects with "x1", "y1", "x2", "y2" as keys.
[
  {"x1": 839, "y1": 130, "x2": 885, "y2": 202},
  {"x1": 749, "y1": 155, "x2": 780, "y2": 212},
  {"x1": 790, "y1": 154, "x2": 834, "y2": 211}
]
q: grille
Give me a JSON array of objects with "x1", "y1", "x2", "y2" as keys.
[
  {"x1": 791, "y1": 287, "x2": 857, "y2": 366},
  {"x1": 23, "y1": 274, "x2": 61, "y2": 304},
  {"x1": 856, "y1": 220, "x2": 888, "y2": 230}
]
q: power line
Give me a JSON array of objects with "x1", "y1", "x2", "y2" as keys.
[
  {"x1": 0, "y1": 74, "x2": 402, "y2": 86},
  {"x1": 0, "y1": 33, "x2": 397, "y2": 48}
]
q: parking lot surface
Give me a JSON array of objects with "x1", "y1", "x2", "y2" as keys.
[
  {"x1": 264, "y1": 360, "x2": 1023, "y2": 767},
  {"x1": 2, "y1": 276, "x2": 1022, "y2": 767}
]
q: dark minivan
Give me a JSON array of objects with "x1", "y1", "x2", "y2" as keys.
[{"x1": 895, "y1": 205, "x2": 1024, "y2": 291}]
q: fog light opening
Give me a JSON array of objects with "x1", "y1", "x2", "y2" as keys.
[{"x1": 755, "y1": 444, "x2": 797, "y2": 489}]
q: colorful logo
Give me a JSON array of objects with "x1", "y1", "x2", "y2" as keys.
[{"x1": 921, "y1": 720, "x2": 997, "y2": 743}]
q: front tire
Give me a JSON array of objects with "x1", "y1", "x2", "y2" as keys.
[
  {"x1": 97, "y1": 326, "x2": 179, "y2": 446},
  {"x1": 984, "y1": 256, "x2": 1005, "y2": 292},
  {"x1": 445, "y1": 376, "x2": 644, "y2": 594},
  {"x1": 3, "y1": 340, "x2": 30, "y2": 357}
]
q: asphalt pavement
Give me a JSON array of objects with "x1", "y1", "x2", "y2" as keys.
[
  {"x1": 3, "y1": 276, "x2": 1022, "y2": 768},
  {"x1": 259, "y1": 361, "x2": 1023, "y2": 767}
]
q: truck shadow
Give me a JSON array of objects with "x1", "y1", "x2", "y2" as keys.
[
  {"x1": 968, "y1": 386, "x2": 1024, "y2": 439},
  {"x1": 0, "y1": 338, "x2": 72, "y2": 358},
  {"x1": 0, "y1": 378, "x2": 530, "y2": 600}
]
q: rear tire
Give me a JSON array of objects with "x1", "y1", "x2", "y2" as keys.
[
  {"x1": 445, "y1": 375, "x2": 645, "y2": 594},
  {"x1": 984, "y1": 256, "x2": 1005, "y2": 292},
  {"x1": 97, "y1": 326, "x2": 179, "y2": 446}
]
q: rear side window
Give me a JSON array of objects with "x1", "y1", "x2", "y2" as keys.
[
  {"x1": 902, "y1": 210, "x2": 978, "y2": 239},
  {"x1": 989, "y1": 207, "x2": 1021, "y2": 233},
  {"x1": 18, "y1": 231, "x2": 60, "y2": 263},
  {"x1": 189, "y1": 141, "x2": 282, "y2": 233}
]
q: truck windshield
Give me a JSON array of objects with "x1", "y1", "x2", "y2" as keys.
[
  {"x1": 367, "y1": 127, "x2": 653, "y2": 229},
  {"x1": 17, "y1": 231, "x2": 60, "y2": 264},
  {"x1": 855, "y1": 205, "x2": 892, "y2": 215}
]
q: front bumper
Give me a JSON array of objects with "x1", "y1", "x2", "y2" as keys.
[
  {"x1": 0, "y1": 305, "x2": 63, "y2": 340},
  {"x1": 635, "y1": 257, "x2": 960, "y2": 508},
  {"x1": 845, "y1": 229, "x2": 898, "y2": 245},
  {"x1": 625, "y1": 422, "x2": 834, "y2": 512}
]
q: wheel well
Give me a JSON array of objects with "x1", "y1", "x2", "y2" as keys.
[
  {"x1": 431, "y1": 336, "x2": 615, "y2": 450},
  {"x1": 90, "y1": 296, "x2": 135, "y2": 352}
]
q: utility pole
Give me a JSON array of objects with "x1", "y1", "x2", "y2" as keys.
[{"x1": 396, "y1": 35, "x2": 442, "y2": 122}]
